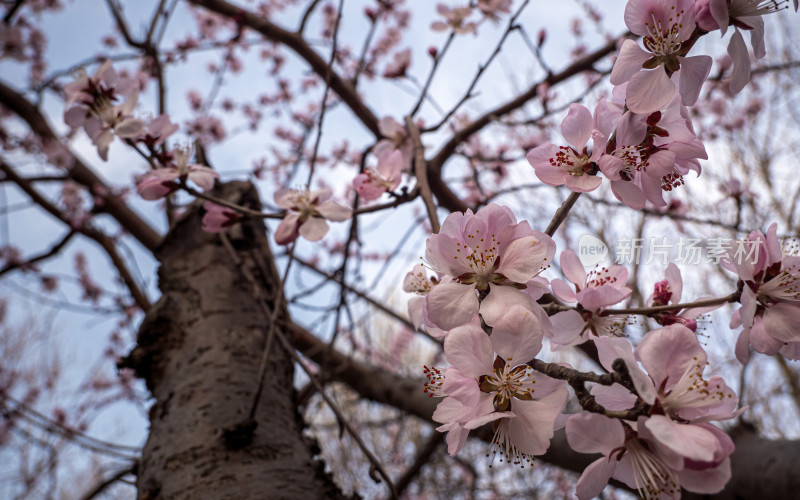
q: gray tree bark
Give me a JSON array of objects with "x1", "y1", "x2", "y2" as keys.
[{"x1": 124, "y1": 182, "x2": 345, "y2": 500}]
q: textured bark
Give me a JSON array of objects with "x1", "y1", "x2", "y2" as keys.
[{"x1": 125, "y1": 182, "x2": 343, "y2": 500}]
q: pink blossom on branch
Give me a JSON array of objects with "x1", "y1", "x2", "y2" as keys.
[
  {"x1": 695, "y1": 0, "x2": 792, "y2": 93},
  {"x1": 430, "y1": 4, "x2": 478, "y2": 35},
  {"x1": 645, "y1": 262, "x2": 722, "y2": 330},
  {"x1": 137, "y1": 145, "x2": 219, "y2": 200},
  {"x1": 423, "y1": 204, "x2": 555, "y2": 330},
  {"x1": 273, "y1": 188, "x2": 352, "y2": 245},
  {"x1": 611, "y1": 0, "x2": 712, "y2": 113},
  {"x1": 373, "y1": 116, "x2": 413, "y2": 170},
  {"x1": 592, "y1": 325, "x2": 742, "y2": 424},
  {"x1": 725, "y1": 223, "x2": 800, "y2": 362},
  {"x1": 566, "y1": 413, "x2": 733, "y2": 500},
  {"x1": 548, "y1": 249, "x2": 633, "y2": 348},
  {"x1": 403, "y1": 266, "x2": 447, "y2": 337},
  {"x1": 568, "y1": 325, "x2": 741, "y2": 498},
  {"x1": 201, "y1": 202, "x2": 240, "y2": 233},
  {"x1": 382, "y1": 48, "x2": 411, "y2": 78},
  {"x1": 477, "y1": 0, "x2": 512, "y2": 22},
  {"x1": 598, "y1": 92, "x2": 706, "y2": 208},
  {"x1": 526, "y1": 100, "x2": 621, "y2": 192},
  {"x1": 353, "y1": 149, "x2": 403, "y2": 201},
  {"x1": 63, "y1": 60, "x2": 144, "y2": 161},
  {"x1": 426, "y1": 306, "x2": 568, "y2": 463}
]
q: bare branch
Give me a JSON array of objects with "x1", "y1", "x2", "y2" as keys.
[{"x1": 0, "y1": 159, "x2": 152, "y2": 311}]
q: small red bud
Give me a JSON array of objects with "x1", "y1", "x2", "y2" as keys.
[
  {"x1": 537, "y1": 29, "x2": 547, "y2": 47},
  {"x1": 428, "y1": 46, "x2": 438, "y2": 58}
]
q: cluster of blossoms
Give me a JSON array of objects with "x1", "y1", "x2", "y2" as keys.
[
  {"x1": 571, "y1": 325, "x2": 742, "y2": 499},
  {"x1": 527, "y1": 0, "x2": 796, "y2": 209},
  {"x1": 61, "y1": 60, "x2": 354, "y2": 245},
  {"x1": 407, "y1": 202, "x2": 748, "y2": 498},
  {"x1": 726, "y1": 223, "x2": 800, "y2": 362}
]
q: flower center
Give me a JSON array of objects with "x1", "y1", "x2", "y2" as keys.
[
  {"x1": 453, "y1": 230, "x2": 505, "y2": 290},
  {"x1": 585, "y1": 265, "x2": 620, "y2": 289},
  {"x1": 479, "y1": 356, "x2": 535, "y2": 412},
  {"x1": 423, "y1": 365, "x2": 445, "y2": 397},
  {"x1": 642, "y1": 9, "x2": 686, "y2": 59},
  {"x1": 549, "y1": 146, "x2": 590, "y2": 176}
]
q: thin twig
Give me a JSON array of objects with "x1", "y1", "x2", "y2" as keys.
[
  {"x1": 180, "y1": 182, "x2": 283, "y2": 219},
  {"x1": 351, "y1": 4, "x2": 381, "y2": 88},
  {"x1": 408, "y1": 32, "x2": 454, "y2": 117},
  {"x1": 305, "y1": 0, "x2": 345, "y2": 186},
  {"x1": 297, "y1": 0, "x2": 322, "y2": 34},
  {"x1": 0, "y1": 230, "x2": 75, "y2": 277},
  {"x1": 394, "y1": 432, "x2": 443, "y2": 496},
  {"x1": 292, "y1": 255, "x2": 440, "y2": 343},
  {"x1": 352, "y1": 186, "x2": 420, "y2": 215},
  {"x1": 1, "y1": 393, "x2": 141, "y2": 458},
  {"x1": 544, "y1": 191, "x2": 581, "y2": 236},
  {"x1": 601, "y1": 293, "x2": 738, "y2": 316},
  {"x1": 145, "y1": 0, "x2": 168, "y2": 44},
  {"x1": 2, "y1": 0, "x2": 26, "y2": 24},
  {"x1": 424, "y1": 0, "x2": 530, "y2": 132},
  {"x1": 80, "y1": 464, "x2": 137, "y2": 500},
  {"x1": 0, "y1": 160, "x2": 152, "y2": 311}
]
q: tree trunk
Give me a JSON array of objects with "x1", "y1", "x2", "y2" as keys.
[{"x1": 124, "y1": 181, "x2": 344, "y2": 500}]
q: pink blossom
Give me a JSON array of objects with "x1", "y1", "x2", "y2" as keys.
[
  {"x1": 725, "y1": 223, "x2": 800, "y2": 362},
  {"x1": 598, "y1": 93, "x2": 706, "y2": 208},
  {"x1": 645, "y1": 263, "x2": 721, "y2": 330},
  {"x1": 526, "y1": 100, "x2": 621, "y2": 192},
  {"x1": 695, "y1": 0, "x2": 790, "y2": 93},
  {"x1": 0, "y1": 25, "x2": 26, "y2": 61},
  {"x1": 431, "y1": 4, "x2": 477, "y2": 35},
  {"x1": 185, "y1": 115, "x2": 226, "y2": 144},
  {"x1": 137, "y1": 114, "x2": 179, "y2": 148},
  {"x1": 63, "y1": 60, "x2": 144, "y2": 160},
  {"x1": 426, "y1": 307, "x2": 568, "y2": 462},
  {"x1": 353, "y1": 149, "x2": 403, "y2": 201},
  {"x1": 567, "y1": 412, "x2": 733, "y2": 499},
  {"x1": 201, "y1": 202, "x2": 239, "y2": 233},
  {"x1": 423, "y1": 204, "x2": 555, "y2": 330},
  {"x1": 403, "y1": 266, "x2": 446, "y2": 337},
  {"x1": 477, "y1": 0, "x2": 512, "y2": 21},
  {"x1": 568, "y1": 326, "x2": 740, "y2": 498},
  {"x1": 548, "y1": 250, "x2": 632, "y2": 348},
  {"x1": 611, "y1": 0, "x2": 712, "y2": 113},
  {"x1": 373, "y1": 116, "x2": 413, "y2": 170},
  {"x1": 137, "y1": 145, "x2": 219, "y2": 200},
  {"x1": 592, "y1": 325, "x2": 742, "y2": 425},
  {"x1": 383, "y1": 48, "x2": 411, "y2": 78},
  {"x1": 273, "y1": 188, "x2": 352, "y2": 245}
]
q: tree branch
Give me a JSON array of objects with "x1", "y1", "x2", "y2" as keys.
[{"x1": 0, "y1": 159, "x2": 152, "y2": 312}]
